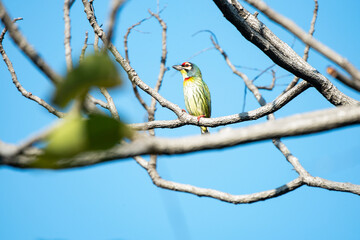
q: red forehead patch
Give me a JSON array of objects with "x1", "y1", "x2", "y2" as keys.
[{"x1": 182, "y1": 62, "x2": 189, "y2": 66}]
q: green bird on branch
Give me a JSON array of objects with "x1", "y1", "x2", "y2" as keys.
[{"x1": 173, "y1": 62, "x2": 211, "y2": 134}]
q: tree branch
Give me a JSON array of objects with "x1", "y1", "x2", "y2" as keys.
[
  {"x1": 0, "y1": 20, "x2": 64, "y2": 118},
  {"x1": 106, "y1": 0, "x2": 124, "y2": 45},
  {"x1": 244, "y1": 0, "x2": 360, "y2": 82},
  {"x1": 212, "y1": 0, "x2": 358, "y2": 106},
  {"x1": 142, "y1": 155, "x2": 304, "y2": 204},
  {"x1": 256, "y1": 69, "x2": 276, "y2": 90},
  {"x1": 130, "y1": 80, "x2": 309, "y2": 130},
  {"x1": 123, "y1": 15, "x2": 152, "y2": 111},
  {"x1": 100, "y1": 87, "x2": 120, "y2": 120},
  {"x1": 3, "y1": 105, "x2": 360, "y2": 168},
  {"x1": 284, "y1": 0, "x2": 318, "y2": 91},
  {"x1": 211, "y1": 32, "x2": 359, "y2": 200},
  {"x1": 0, "y1": 2, "x2": 108, "y2": 114},
  {"x1": 0, "y1": 1, "x2": 61, "y2": 83},
  {"x1": 79, "y1": 31, "x2": 88, "y2": 62},
  {"x1": 327, "y1": 66, "x2": 360, "y2": 92},
  {"x1": 82, "y1": 0, "x2": 187, "y2": 118},
  {"x1": 147, "y1": 10, "x2": 168, "y2": 122}
]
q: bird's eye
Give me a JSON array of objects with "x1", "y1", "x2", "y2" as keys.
[{"x1": 182, "y1": 62, "x2": 190, "y2": 67}]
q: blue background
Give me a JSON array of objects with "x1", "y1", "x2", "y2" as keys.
[{"x1": 1, "y1": 0, "x2": 360, "y2": 239}]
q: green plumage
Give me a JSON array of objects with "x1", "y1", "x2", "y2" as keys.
[{"x1": 172, "y1": 62, "x2": 211, "y2": 134}]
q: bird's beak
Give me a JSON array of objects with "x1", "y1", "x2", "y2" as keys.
[{"x1": 172, "y1": 65, "x2": 183, "y2": 71}]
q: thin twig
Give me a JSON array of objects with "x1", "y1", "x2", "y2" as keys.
[
  {"x1": 123, "y1": 15, "x2": 154, "y2": 112},
  {"x1": 284, "y1": 0, "x2": 319, "y2": 91},
  {"x1": 106, "y1": 0, "x2": 124, "y2": 45},
  {"x1": 327, "y1": 66, "x2": 360, "y2": 92},
  {"x1": 88, "y1": 95, "x2": 109, "y2": 109},
  {"x1": 124, "y1": 15, "x2": 152, "y2": 62},
  {"x1": 256, "y1": 70, "x2": 276, "y2": 90},
  {"x1": 147, "y1": 10, "x2": 168, "y2": 123},
  {"x1": 252, "y1": 63, "x2": 275, "y2": 82},
  {"x1": 210, "y1": 36, "x2": 266, "y2": 106},
  {"x1": 79, "y1": 31, "x2": 88, "y2": 62},
  {"x1": 186, "y1": 47, "x2": 215, "y2": 61},
  {"x1": 100, "y1": 87, "x2": 120, "y2": 120}
]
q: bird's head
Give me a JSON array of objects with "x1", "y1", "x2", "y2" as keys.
[{"x1": 172, "y1": 62, "x2": 202, "y2": 79}]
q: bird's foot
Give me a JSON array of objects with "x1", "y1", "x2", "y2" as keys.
[
  {"x1": 182, "y1": 109, "x2": 187, "y2": 113},
  {"x1": 197, "y1": 115, "x2": 205, "y2": 123}
]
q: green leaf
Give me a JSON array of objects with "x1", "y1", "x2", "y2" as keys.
[
  {"x1": 53, "y1": 53, "x2": 122, "y2": 108},
  {"x1": 33, "y1": 113, "x2": 132, "y2": 168},
  {"x1": 43, "y1": 113, "x2": 88, "y2": 158}
]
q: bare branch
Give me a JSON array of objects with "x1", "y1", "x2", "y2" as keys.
[
  {"x1": 3, "y1": 105, "x2": 360, "y2": 168},
  {"x1": 272, "y1": 139, "x2": 310, "y2": 177},
  {"x1": 304, "y1": 176, "x2": 360, "y2": 195},
  {"x1": 272, "y1": 138, "x2": 360, "y2": 195},
  {"x1": 79, "y1": 31, "x2": 88, "y2": 62},
  {"x1": 106, "y1": 0, "x2": 124, "y2": 45},
  {"x1": 252, "y1": 63, "x2": 275, "y2": 82},
  {"x1": 303, "y1": 0, "x2": 318, "y2": 61},
  {"x1": 124, "y1": 15, "x2": 152, "y2": 111},
  {"x1": 212, "y1": 0, "x2": 358, "y2": 105},
  {"x1": 327, "y1": 66, "x2": 360, "y2": 92},
  {"x1": 64, "y1": 0, "x2": 73, "y2": 71},
  {"x1": 130, "y1": 80, "x2": 310, "y2": 131},
  {"x1": 285, "y1": 0, "x2": 319, "y2": 91},
  {"x1": 211, "y1": 35, "x2": 266, "y2": 106},
  {"x1": 147, "y1": 10, "x2": 168, "y2": 122},
  {"x1": 256, "y1": 70, "x2": 276, "y2": 90},
  {"x1": 94, "y1": 33, "x2": 100, "y2": 52},
  {"x1": 212, "y1": 33, "x2": 311, "y2": 192},
  {"x1": 0, "y1": 3, "x2": 105, "y2": 114},
  {"x1": 133, "y1": 152, "x2": 302, "y2": 204},
  {"x1": 0, "y1": 20, "x2": 64, "y2": 118},
  {"x1": 243, "y1": 0, "x2": 360, "y2": 82},
  {"x1": 145, "y1": 156, "x2": 303, "y2": 204},
  {"x1": 124, "y1": 15, "x2": 152, "y2": 62},
  {"x1": 85, "y1": 4, "x2": 119, "y2": 119},
  {"x1": 0, "y1": 1, "x2": 61, "y2": 83},
  {"x1": 100, "y1": 87, "x2": 120, "y2": 120}
]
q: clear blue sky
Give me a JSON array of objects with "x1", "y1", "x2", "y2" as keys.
[{"x1": 1, "y1": 0, "x2": 360, "y2": 239}]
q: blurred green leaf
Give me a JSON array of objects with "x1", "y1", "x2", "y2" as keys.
[
  {"x1": 44, "y1": 113, "x2": 87, "y2": 158},
  {"x1": 33, "y1": 113, "x2": 132, "y2": 168},
  {"x1": 86, "y1": 114, "x2": 131, "y2": 150},
  {"x1": 53, "y1": 53, "x2": 122, "y2": 108}
]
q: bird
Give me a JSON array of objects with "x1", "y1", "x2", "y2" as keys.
[{"x1": 172, "y1": 62, "x2": 211, "y2": 134}]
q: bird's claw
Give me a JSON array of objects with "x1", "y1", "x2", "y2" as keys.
[{"x1": 197, "y1": 115, "x2": 205, "y2": 123}]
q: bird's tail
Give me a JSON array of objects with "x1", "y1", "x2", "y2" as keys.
[{"x1": 201, "y1": 126, "x2": 209, "y2": 134}]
